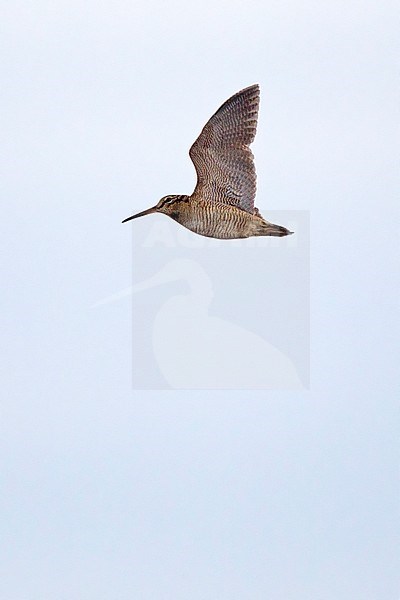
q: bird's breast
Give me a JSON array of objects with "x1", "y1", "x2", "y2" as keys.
[{"x1": 171, "y1": 200, "x2": 254, "y2": 240}]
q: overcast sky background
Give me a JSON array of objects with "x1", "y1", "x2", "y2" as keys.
[{"x1": 1, "y1": 1, "x2": 398, "y2": 598}]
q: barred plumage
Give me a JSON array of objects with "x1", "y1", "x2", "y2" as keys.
[
  {"x1": 122, "y1": 85, "x2": 293, "y2": 239},
  {"x1": 189, "y1": 85, "x2": 259, "y2": 215}
]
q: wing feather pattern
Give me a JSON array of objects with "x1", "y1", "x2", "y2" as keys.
[{"x1": 189, "y1": 84, "x2": 260, "y2": 214}]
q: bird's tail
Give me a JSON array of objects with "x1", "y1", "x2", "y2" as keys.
[{"x1": 255, "y1": 220, "x2": 294, "y2": 237}]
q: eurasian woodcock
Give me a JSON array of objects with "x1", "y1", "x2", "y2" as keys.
[{"x1": 122, "y1": 84, "x2": 293, "y2": 239}]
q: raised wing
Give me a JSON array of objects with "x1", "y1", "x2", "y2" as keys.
[{"x1": 189, "y1": 84, "x2": 260, "y2": 214}]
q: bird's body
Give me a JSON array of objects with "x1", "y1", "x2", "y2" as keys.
[
  {"x1": 123, "y1": 84, "x2": 293, "y2": 239},
  {"x1": 164, "y1": 196, "x2": 288, "y2": 239}
]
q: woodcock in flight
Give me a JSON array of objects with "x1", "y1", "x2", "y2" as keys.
[{"x1": 122, "y1": 84, "x2": 293, "y2": 239}]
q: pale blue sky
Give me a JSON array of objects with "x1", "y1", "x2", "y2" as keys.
[{"x1": 1, "y1": 1, "x2": 398, "y2": 598}]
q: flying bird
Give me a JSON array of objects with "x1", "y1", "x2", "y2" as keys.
[{"x1": 123, "y1": 84, "x2": 293, "y2": 239}]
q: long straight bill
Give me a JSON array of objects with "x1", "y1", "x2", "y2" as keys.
[{"x1": 122, "y1": 206, "x2": 157, "y2": 223}]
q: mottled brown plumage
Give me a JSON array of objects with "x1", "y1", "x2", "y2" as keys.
[{"x1": 123, "y1": 84, "x2": 293, "y2": 239}]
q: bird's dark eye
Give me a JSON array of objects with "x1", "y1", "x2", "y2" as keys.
[{"x1": 158, "y1": 196, "x2": 175, "y2": 209}]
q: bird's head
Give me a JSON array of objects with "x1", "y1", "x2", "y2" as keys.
[{"x1": 122, "y1": 195, "x2": 189, "y2": 223}]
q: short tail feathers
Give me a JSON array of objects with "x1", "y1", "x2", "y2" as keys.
[{"x1": 256, "y1": 221, "x2": 294, "y2": 237}]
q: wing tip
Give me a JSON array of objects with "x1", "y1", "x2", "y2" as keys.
[
  {"x1": 239, "y1": 83, "x2": 260, "y2": 97},
  {"x1": 220, "y1": 84, "x2": 260, "y2": 109}
]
